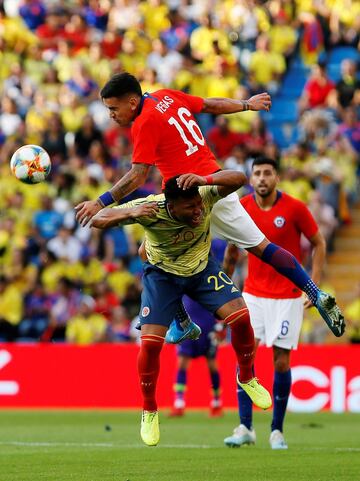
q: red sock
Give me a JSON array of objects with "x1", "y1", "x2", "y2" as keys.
[
  {"x1": 224, "y1": 308, "x2": 254, "y2": 382},
  {"x1": 137, "y1": 334, "x2": 165, "y2": 411}
]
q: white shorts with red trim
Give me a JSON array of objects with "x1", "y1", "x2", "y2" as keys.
[
  {"x1": 243, "y1": 292, "x2": 304, "y2": 350},
  {"x1": 210, "y1": 192, "x2": 265, "y2": 249}
]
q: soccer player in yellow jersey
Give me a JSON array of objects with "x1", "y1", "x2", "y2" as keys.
[{"x1": 92, "y1": 170, "x2": 272, "y2": 446}]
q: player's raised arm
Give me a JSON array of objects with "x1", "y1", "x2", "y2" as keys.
[
  {"x1": 177, "y1": 170, "x2": 248, "y2": 197},
  {"x1": 202, "y1": 93, "x2": 271, "y2": 114},
  {"x1": 91, "y1": 202, "x2": 159, "y2": 229},
  {"x1": 75, "y1": 163, "x2": 151, "y2": 227}
]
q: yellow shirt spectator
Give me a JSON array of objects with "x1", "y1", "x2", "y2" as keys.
[
  {"x1": 249, "y1": 49, "x2": 286, "y2": 85},
  {"x1": 66, "y1": 313, "x2": 108, "y2": 344},
  {"x1": 0, "y1": 280, "x2": 23, "y2": 325}
]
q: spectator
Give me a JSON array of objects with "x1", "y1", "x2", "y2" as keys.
[
  {"x1": 0, "y1": 275, "x2": 23, "y2": 341},
  {"x1": 207, "y1": 116, "x2": 243, "y2": 161},
  {"x1": 299, "y1": 62, "x2": 335, "y2": 113},
  {"x1": 47, "y1": 225, "x2": 83, "y2": 263},
  {"x1": 65, "y1": 295, "x2": 107, "y2": 345}
]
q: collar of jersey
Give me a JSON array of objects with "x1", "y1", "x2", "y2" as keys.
[
  {"x1": 253, "y1": 189, "x2": 282, "y2": 207},
  {"x1": 136, "y1": 92, "x2": 159, "y2": 117}
]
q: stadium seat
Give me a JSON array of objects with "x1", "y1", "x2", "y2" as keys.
[
  {"x1": 327, "y1": 46, "x2": 360, "y2": 64},
  {"x1": 267, "y1": 122, "x2": 300, "y2": 149},
  {"x1": 327, "y1": 63, "x2": 342, "y2": 83},
  {"x1": 264, "y1": 98, "x2": 298, "y2": 123}
]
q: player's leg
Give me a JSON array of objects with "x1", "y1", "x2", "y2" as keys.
[
  {"x1": 210, "y1": 195, "x2": 345, "y2": 337},
  {"x1": 270, "y1": 346, "x2": 291, "y2": 450},
  {"x1": 224, "y1": 294, "x2": 263, "y2": 448},
  {"x1": 187, "y1": 257, "x2": 271, "y2": 410},
  {"x1": 207, "y1": 357, "x2": 223, "y2": 417},
  {"x1": 138, "y1": 264, "x2": 184, "y2": 446},
  {"x1": 170, "y1": 354, "x2": 191, "y2": 416},
  {"x1": 263, "y1": 296, "x2": 303, "y2": 449},
  {"x1": 247, "y1": 239, "x2": 345, "y2": 337}
]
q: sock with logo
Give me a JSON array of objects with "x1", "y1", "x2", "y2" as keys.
[{"x1": 271, "y1": 369, "x2": 292, "y2": 432}]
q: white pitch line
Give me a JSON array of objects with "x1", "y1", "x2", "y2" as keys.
[
  {"x1": 0, "y1": 441, "x2": 212, "y2": 449},
  {"x1": 0, "y1": 442, "x2": 359, "y2": 451}
]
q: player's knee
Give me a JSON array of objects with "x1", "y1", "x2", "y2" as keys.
[
  {"x1": 224, "y1": 307, "x2": 251, "y2": 328},
  {"x1": 274, "y1": 355, "x2": 290, "y2": 373}
]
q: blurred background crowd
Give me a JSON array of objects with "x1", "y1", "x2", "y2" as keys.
[{"x1": 0, "y1": 0, "x2": 359, "y2": 345}]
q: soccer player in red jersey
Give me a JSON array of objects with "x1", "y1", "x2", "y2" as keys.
[
  {"x1": 75, "y1": 72, "x2": 344, "y2": 339},
  {"x1": 224, "y1": 157, "x2": 326, "y2": 450}
]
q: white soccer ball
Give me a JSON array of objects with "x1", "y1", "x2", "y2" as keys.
[{"x1": 10, "y1": 144, "x2": 51, "y2": 184}]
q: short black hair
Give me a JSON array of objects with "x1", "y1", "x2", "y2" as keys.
[
  {"x1": 164, "y1": 176, "x2": 199, "y2": 202},
  {"x1": 251, "y1": 156, "x2": 279, "y2": 172},
  {"x1": 100, "y1": 72, "x2": 142, "y2": 99}
]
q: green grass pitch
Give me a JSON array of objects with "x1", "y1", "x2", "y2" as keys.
[{"x1": 0, "y1": 410, "x2": 359, "y2": 481}]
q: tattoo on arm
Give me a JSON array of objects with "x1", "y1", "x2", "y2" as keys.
[{"x1": 109, "y1": 163, "x2": 150, "y2": 202}]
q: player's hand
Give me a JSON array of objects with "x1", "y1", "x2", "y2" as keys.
[
  {"x1": 177, "y1": 173, "x2": 206, "y2": 190},
  {"x1": 75, "y1": 200, "x2": 103, "y2": 227},
  {"x1": 130, "y1": 202, "x2": 159, "y2": 219},
  {"x1": 248, "y1": 92, "x2": 272, "y2": 112}
]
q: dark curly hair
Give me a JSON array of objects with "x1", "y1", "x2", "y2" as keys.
[
  {"x1": 100, "y1": 72, "x2": 142, "y2": 99},
  {"x1": 164, "y1": 176, "x2": 199, "y2": 202}
]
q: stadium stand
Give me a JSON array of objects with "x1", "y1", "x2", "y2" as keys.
[{"x1": 0, "y1": 0, "x2": 359, "y2": 344}]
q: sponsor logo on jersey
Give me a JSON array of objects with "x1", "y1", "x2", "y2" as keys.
[
  {"x1": 274, "y1": 216, "x2": 286, "y2": 228},
  {"x1": 142, "y1": 306, "x2": 150, "y2": 317}
]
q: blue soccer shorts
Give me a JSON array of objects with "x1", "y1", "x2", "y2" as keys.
[{"x1": 139, "y1": 257, "x2": 241, "y2": 327}]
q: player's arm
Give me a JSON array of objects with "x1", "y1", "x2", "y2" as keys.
[
  {"x1": 177, "y1": 170, "x2": 247, "y2": 197},
  {"x1": 75, "y1": 163, "x2": 151, "y2": 227},
  {"x1": 202, "y1": 93, "x2": 271, "y2": 114},
  {"x1": 91, "y1": 202, "x2": 159, "y2": 229}
]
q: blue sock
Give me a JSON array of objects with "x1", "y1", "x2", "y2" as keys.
[
  {"x1": 271, "y1": 369, "x2": 292, "y2": 433},
  {"x1": 261, "y1": 243, "x2": 319, "y2": 304},
  {"x1": 236, "y1": 367, "x2": 253, "y2": 430},
  {"x1": 210, "y1": 370, "x2": 220, "y2": 396},
  {"x1": 174, "y1": 303, "x2": 190, "y2": 330},
  {"x1": 176, "y1": 368, "x2": 187, "y2": 386}
]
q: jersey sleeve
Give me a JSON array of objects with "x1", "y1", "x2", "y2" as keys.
[
  {"x1": 295, "y1": 200, "x2": 319, "y2": 239},
  {"x1": 172, "y1": 90, "x2": 204, "y2": 114},
  {"x1": 199, "y1": 185, "x2": 222, "y2": 210},
  {"x1": 112, "y1": 196, "x2": 161, "y2": 226},
  {"x1": 131, "y1": 114, "x2": 160, "y2": 166}
]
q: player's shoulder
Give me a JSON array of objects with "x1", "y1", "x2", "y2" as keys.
[{"x1": 240, "y1": 193, "x2": 255, "y2": 207}]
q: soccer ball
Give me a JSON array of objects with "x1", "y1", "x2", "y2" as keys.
[{"x1": 10, "y1": 144, "x2": 51, "y2": 184}]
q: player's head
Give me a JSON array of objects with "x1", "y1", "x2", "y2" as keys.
[
  {"x1": 164, "y1": 176, "x2": 204, "y2": 227},
  {"x1": 250, "y1": 156, "x2": 279, "y2": 198},
  {"x1": 100, "y1": 73, "x2": 142, "y2": 126}
]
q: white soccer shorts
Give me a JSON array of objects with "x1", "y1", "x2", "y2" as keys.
[
  {"x1": 210, "y1": 192, "x2": 265, "y2": 249},
  {"x1": 243, "y1": 293, "x2": 304, "y2": 350}
]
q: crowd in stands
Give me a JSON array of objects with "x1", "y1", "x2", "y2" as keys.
[{"x1": 0, "y1": 0, "x2": 359, "y2": 344}]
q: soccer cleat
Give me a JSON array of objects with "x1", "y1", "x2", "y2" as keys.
[
  {"x1": 270, "y1": 430, "x2": 288, "y2": 450},
  {"x1": 140, "y1": 410, "x2": 160, "y2": 446},
  {"x1": 237, "y1": 375, "x2": 272, "y2": 410},
  {"x1": 168, "y1": 407, "x2": 185, "y2": 417},
  {"x1": 224, "y1": 424, "x2": 256, "y2": 447},
  {"x1": 209, "y1": 406, "x2": 223, "y2": 417},
  {"x1": 165, "y1": 319, "x2": 202, "y2": 344},
  {"x1": 315, "y1": 290, "x2": 345, "y2": 337}
]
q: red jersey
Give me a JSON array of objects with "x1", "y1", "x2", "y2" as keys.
[
  {"x1": 241, "y1": 191, "x2": 319, "y2": 299},
  {"x1": 131, "y1": 89, "x2": 220, "y2": 184}
]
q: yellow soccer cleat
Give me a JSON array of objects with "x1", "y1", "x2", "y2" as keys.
[
  {"x1": 140, "y1": 410, "x2": 160, "y2": 446},
  {"x1": 237, "y1": 376, "x2": 272, "y2": 410}
]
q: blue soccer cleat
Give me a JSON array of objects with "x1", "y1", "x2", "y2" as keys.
[
  {"x1": 165, "y1": 319, "x2": 201, "y2": 344},
  {"x1": 315, "y1": 290, "x2": 345, "y2": 337}
]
